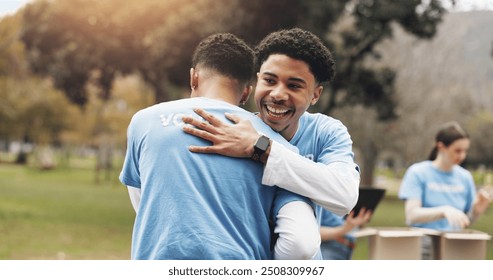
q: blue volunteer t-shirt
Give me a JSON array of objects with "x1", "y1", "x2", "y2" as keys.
[
  {"x1": 288, "y1": 112, "x2": 356, "y2": 222},
  {"x1": 398, "y1": 160, "x2": 476, "y2": 231},
  {"x1": 287, "y1": 112, "x2": 357, "y2": 259},
  {"x1": 120, "y1": 97, "x2": 310, "y2": 260}
]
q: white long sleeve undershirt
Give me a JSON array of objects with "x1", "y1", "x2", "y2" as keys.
[{"x1": 262, "y1": 141, "x2": 360, "y2": 216}]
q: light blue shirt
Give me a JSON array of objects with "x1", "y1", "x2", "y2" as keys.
[
  {"x1": 288, "y1": 112, "x2": 357, "y2": 259},
  {"x1": 398, "y1": 160, "x2": 476, "y2": 231}
]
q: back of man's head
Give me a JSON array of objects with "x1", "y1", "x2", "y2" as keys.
[
  {"x1": 255, "y1": 28, "x2": 335, "y2": 84},
  {"x1": 192, "y1": 33, "x2": 254, "y2": 87}
]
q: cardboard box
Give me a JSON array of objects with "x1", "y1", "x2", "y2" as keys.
[
  {"x1": 355, "y1": 227, "x2": 424, "y2": 260},
  {"x1": 418, "y1": 228, "x2": 491, "y2": 260}
]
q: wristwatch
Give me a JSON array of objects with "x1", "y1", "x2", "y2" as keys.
[{"x1": 251, "y1": 135, "x2": 271, "y2": 161}]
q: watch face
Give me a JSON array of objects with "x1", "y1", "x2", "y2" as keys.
[{"x1": 256, "y1": 136, "x2": 270, "y2": 150}]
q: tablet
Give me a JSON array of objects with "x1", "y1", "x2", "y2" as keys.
[{"x1": 351, "y1": 187, "x2": 386, "y2": 216}]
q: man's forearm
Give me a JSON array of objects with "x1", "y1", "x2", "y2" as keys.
[
  {"x1": 263, "y1": 142, "x2": 359, "y2": 216},
  {"x1": 273, "y1": 201, "x2": 320, "y2": 260}
]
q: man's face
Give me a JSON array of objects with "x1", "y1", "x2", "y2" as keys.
[{"x1": 255, "y1": 54, "x2": 322, "y2": 140}]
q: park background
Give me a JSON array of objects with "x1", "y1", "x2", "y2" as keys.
[{"x1": 1, "y1": 0, "x2": 493, "y2": 260}]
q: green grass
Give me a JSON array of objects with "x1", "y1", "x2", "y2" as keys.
[
  {"x1": 0, "y1": 163, "x2": 134, "y2": 259},
  {"x1": 352, "y1": 196, "x2": 493, "y2": 260},
  {"x1": 1, "y1": 163, "x2": 492, "y2": 260}
]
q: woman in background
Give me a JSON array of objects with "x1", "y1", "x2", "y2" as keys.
[{"x1": 399, "y1": 121, "x2": 491, "y2": 259}]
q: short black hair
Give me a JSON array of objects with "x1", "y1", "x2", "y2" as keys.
[
  {"x1": 192, "y1": 33, "x2": 254, "y2": 86},
  {"x1": 255, "y1": 28, "x2": 335, "y2": 84}
]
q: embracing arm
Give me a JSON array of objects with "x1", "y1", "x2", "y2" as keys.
[
  {"x1": 182, "y1": 109, "x2": 359, "y2": 216},
  {"x1": 274, "y1": 201, "x2": 320, "y2": 260},
  {"x1": 263, "y1": 141, "x2": 359, "y2": 216}
]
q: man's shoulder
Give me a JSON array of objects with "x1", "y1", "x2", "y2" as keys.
[
  {"x1": 296, "y1": 112, "x2": 350, "y2": 142},
  {"x1": 133, "y1": 98, "x2": 239, "y2": 118},
  {"x1": 301, "y1": 112, "x2": 346, "y2": 129}
]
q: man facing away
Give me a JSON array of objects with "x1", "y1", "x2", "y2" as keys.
[{"x1": 119, "y1": 33, "x2": 320, "y2": 260}]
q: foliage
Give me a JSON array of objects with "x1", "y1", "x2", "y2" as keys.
[
  {"x1": 20, "y1": 0, "x2": 239, "y2": 105},
  {"x1": 0, "y1": 12, "x2": 27, "y2": 77},
  {"x1": 6, "y1": 0, "x2": 455, "y2": 181},
  {"x1": 19, "y1": 0, "x2": 453, "y2": 118},
  {"x1": 0, "y1": 76, "x2": 78, "y2": 145},
  {"x1": 466, "y1": 111, "x2": 493, "y2": 168}
]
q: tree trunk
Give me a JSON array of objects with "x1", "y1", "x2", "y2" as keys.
[{"x1": 360, "y1": 139, "x2": 379, "y2": 188}]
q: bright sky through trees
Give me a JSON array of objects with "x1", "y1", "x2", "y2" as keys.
[{"x1": 1, "y1": 0, "x2": 493, "y2": 17}]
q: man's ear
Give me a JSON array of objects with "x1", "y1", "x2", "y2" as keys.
[
  {"x1": 239, "y1": 85, "x2": 253, "y2": 105},
  {"x1": 310, "y1": 85, "x2": 323, "y2": 105},
  {"x1": 190, "y1": 68, "x2": 198, "y2": 91}
]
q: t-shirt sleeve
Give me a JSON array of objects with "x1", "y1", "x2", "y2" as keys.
[
  {"x1": 270, "y1": 188, "x2": 314, "y2": 221},
  {"x1": 398, "y1": 165, "x2": 423, "y2": 201},
  {"x1": 119, "y1": 119, "x2": 142, "y2": 188},
  {"x1": 317, "y1": 119, "x2": 356, "y2": 166},
  {"x1": 319, "y1": 208, "x2": 343, "y2": 227}
]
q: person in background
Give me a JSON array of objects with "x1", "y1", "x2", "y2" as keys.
[
  {"x1": 398, "y1": 121, "x2": 492, "y2": 259},
  {"x1": 319, "y1": 208, "x2": 372, "y2": 260},
  {"x1": 120, "y1": 33, "x2": 320, "y2": 260}
]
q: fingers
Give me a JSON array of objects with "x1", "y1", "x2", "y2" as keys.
[
  {"x1": 478, "y1": 189, "x2": 492, "y2": 202},
  {"x1": 451, "y1": 216, "x2": 469, "y2": 229},
  {"x1": 187, "y1": 145, "x2": 216, "y2": 154},
  {"x1": 182, "y1": 124, "x2": 215, "y2": 142},
  {"x1": 444, "y1": 208, "x2": 470, "y2": 229},
  {"x1": 182, "y1": 115, "x2": 218, "y2": 135},
  {"x1": 225, "y1": 112, "x2": 241, "y2": 124},
  {"x1": 193, "y1": 108, "x2": 223, "y2": 126},
  {"x1": 363, "y1": 209, "x2": 373, "y2": 222}
]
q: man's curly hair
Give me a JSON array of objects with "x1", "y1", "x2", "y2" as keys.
[
  {"x1": 255, "y1": 28, "x2": 335, "y2": 84},
  {"x1": 192, "y1": 33, "x2": 255, "y2": 86}
]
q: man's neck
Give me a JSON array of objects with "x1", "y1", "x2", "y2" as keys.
[{"x1": 192, "y1": 77, "x2": 240, "y2": 105}]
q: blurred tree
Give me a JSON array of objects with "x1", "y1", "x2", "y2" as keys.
[
  {"x1": 17, "y1": 0, "x2": 455, "y2": 184},
  {"x1": 231, "y1": 0, "x2": 452, "y2": 120},
  {"x1": 466, "y1": 111, "x2": 493, "y2": 168},
  {"x1": 0, "y1": 12, "x2": 77, "y2": 165},
  {"x1": 20, "y1": 0, "x2": 452, "y2": 116},
  {"x1": 21, "y1": 0, "x2": 125, "y2": 106},
  {"x1": 20, "y1": 0, "x2": 239, "y2": 105},
  {"x1": 0, "y1": 76, "x2": 79, "y2": 164}
]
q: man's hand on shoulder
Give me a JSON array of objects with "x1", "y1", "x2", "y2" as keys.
[{"x1": 182, "y1": 108, "x2": 260, "y2": 158}]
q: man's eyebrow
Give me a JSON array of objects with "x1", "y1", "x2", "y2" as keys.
[
  {"x1": 288, "y1": 77, "x2": 307, "y2": 85},
  {"x1": 261, "y1": 72, "x2": 278, "y2": 78},
  {"x1": 261, "y1": 72, "x2": 307, "y2": 85}
]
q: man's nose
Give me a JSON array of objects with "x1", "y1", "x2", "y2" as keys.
[{"x1": 270, "y1": 84, "x2": 288, "y2": 101}]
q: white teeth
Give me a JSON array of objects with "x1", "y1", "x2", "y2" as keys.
[{"x1": 266, "y1": 105, "x2": 289, "y2": 115}]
